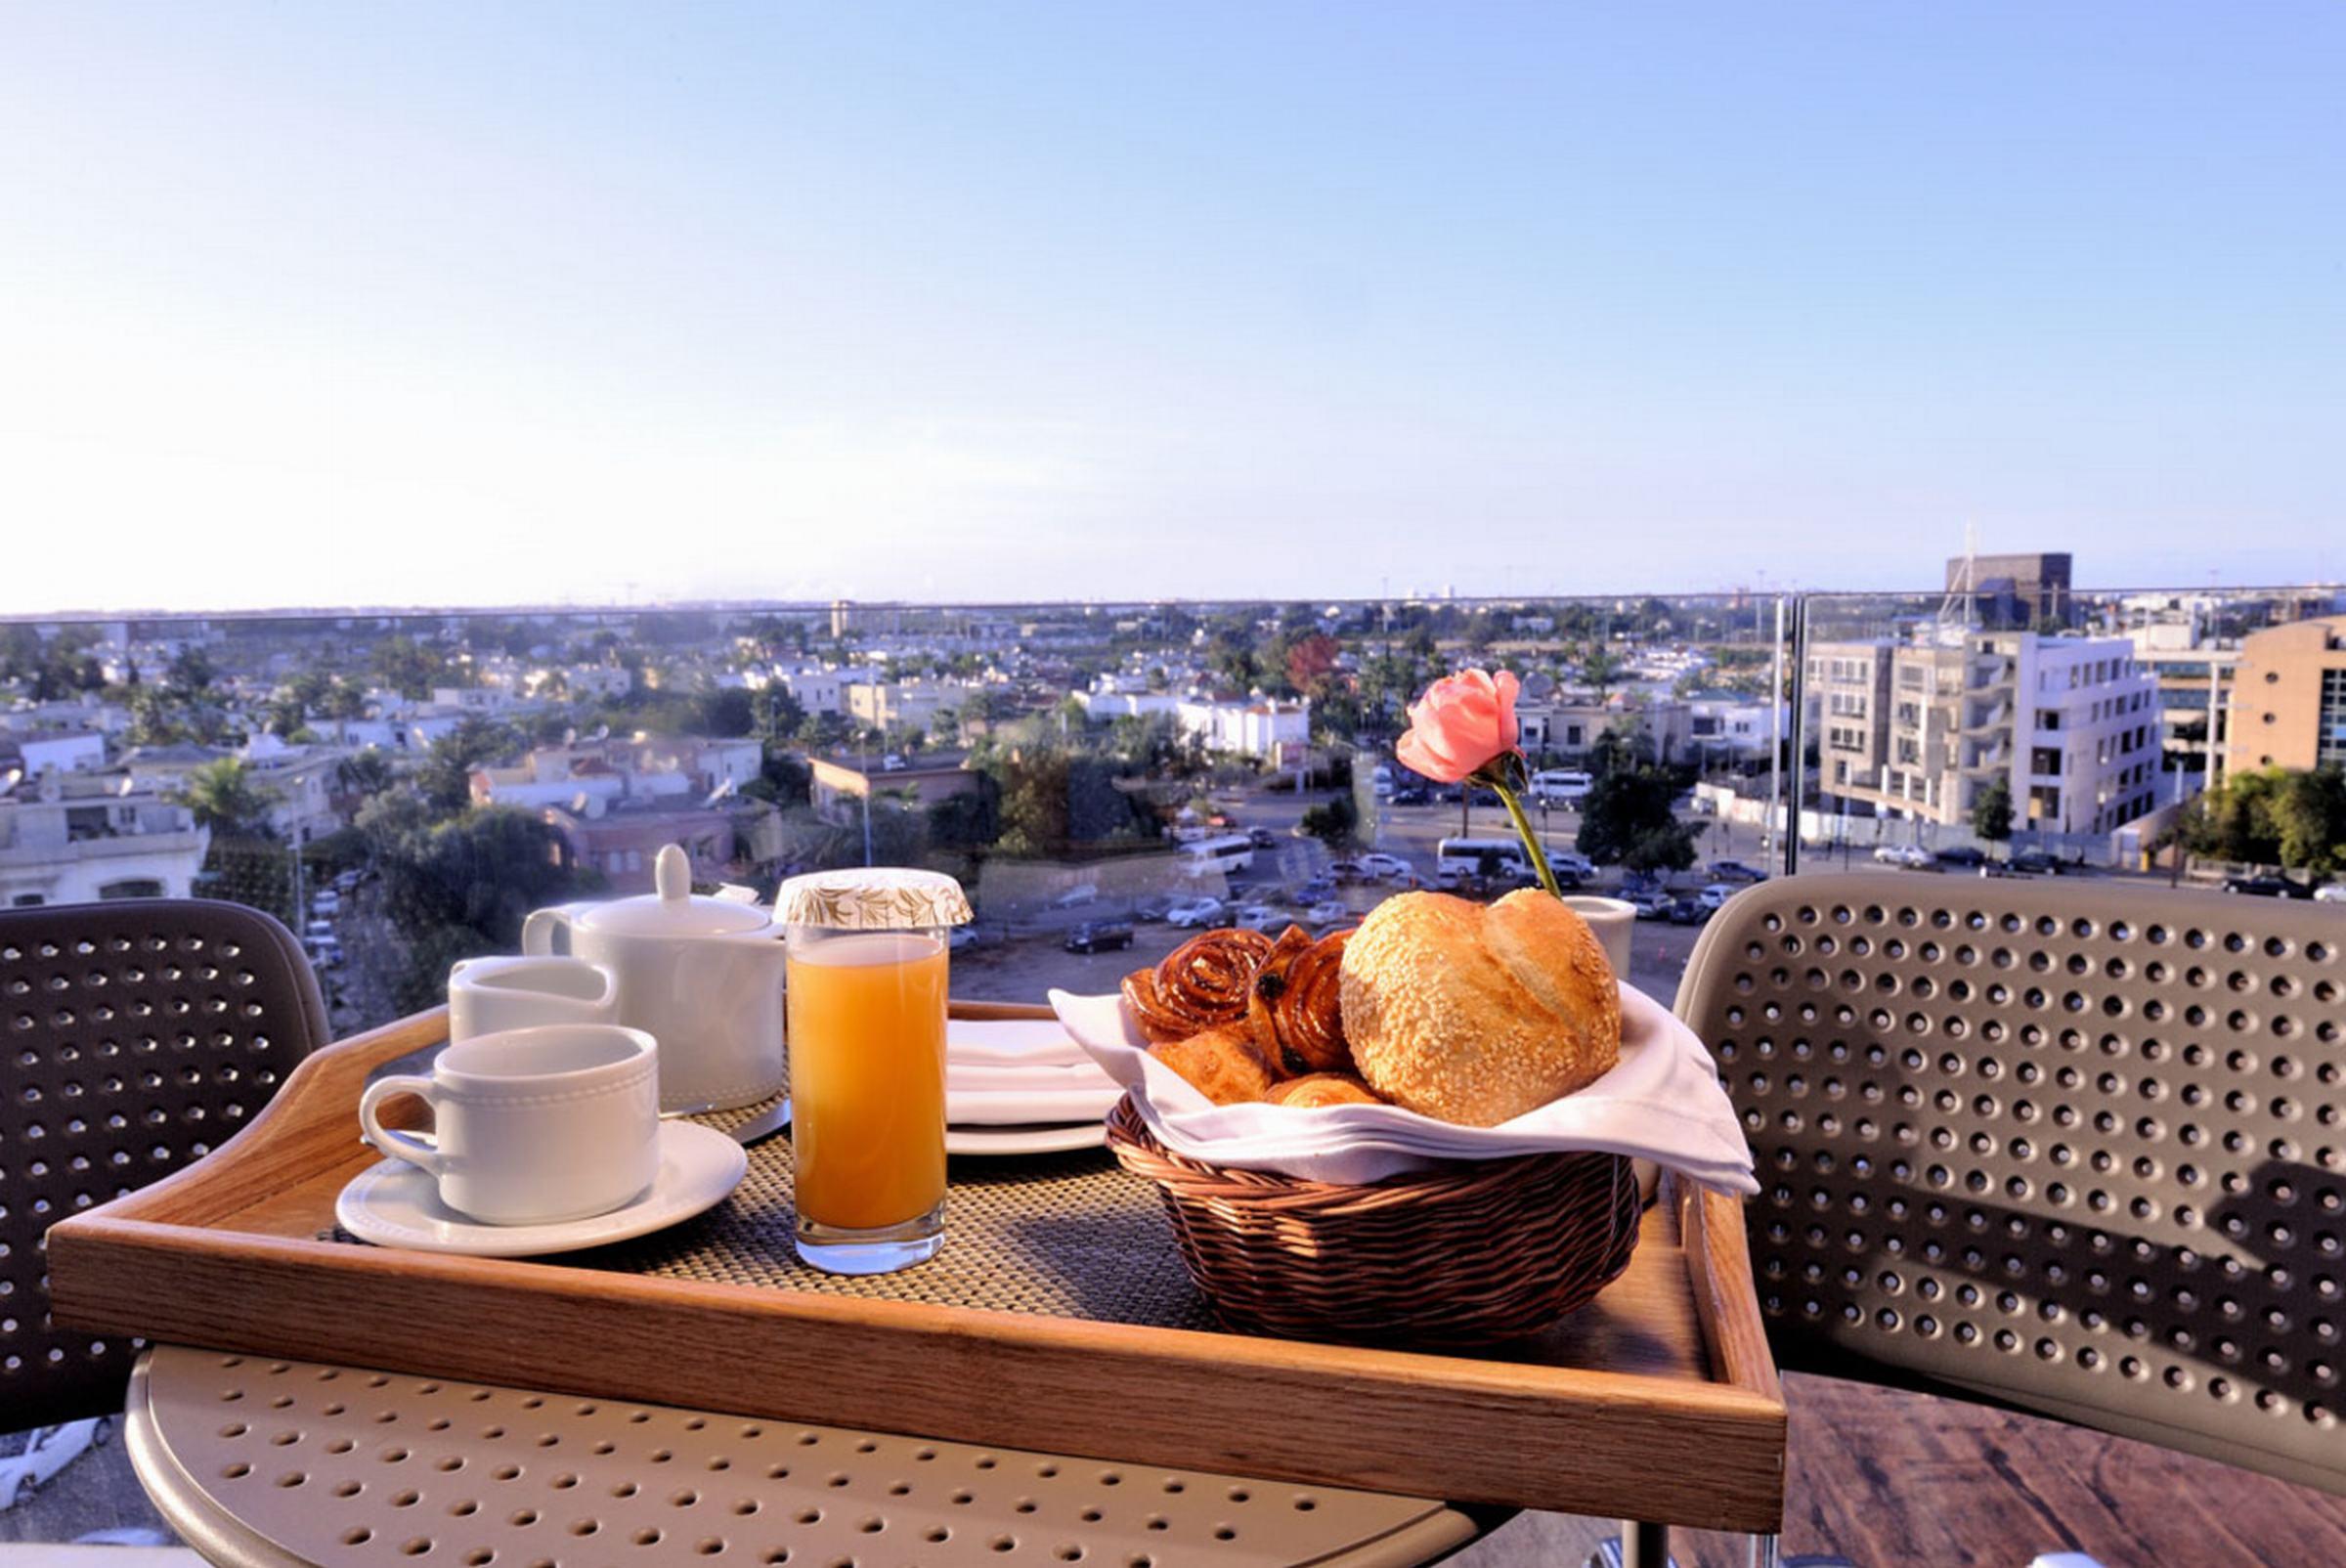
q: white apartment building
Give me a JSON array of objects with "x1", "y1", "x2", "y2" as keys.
[
  {"x1": 1812, "y1": 631, "x2": 2160, "y2": 839},
  {"x1": 1175, "y1": 698, "x2": 1310, "y2": 764},
  {"x1": 1, "y1": 771, "x2": 211, "y2": 907}
]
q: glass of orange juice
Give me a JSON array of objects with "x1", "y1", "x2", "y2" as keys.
[{"x1": 777, "y1": 868, "x2": 971, "y2": 1275}]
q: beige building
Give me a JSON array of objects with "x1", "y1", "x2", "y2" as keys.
[{"x1": 2225, "y1": 615, "x2": 2346, "y2": 775}]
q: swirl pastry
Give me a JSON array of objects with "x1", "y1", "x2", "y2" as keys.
[
  {"x1": 1149, "y1": 928, "x2": 1275, "y2": 1031},
  {"x1": 1120, "y1": 969, "x2": 1195, "y2": 1044},
  {"x1": 1243, "y1": 925, "x2": 1315, "y2": 1066},
  {"x1": 1271, "y1": 928, "x2": 1354, "y2": 1075},
  {"x1": 1149, "y1": 1024, "x2": 1276, "y2": 1105}
]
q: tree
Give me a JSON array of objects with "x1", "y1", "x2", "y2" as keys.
[
  {"x1": 362, "y1": 797, "x2": 589, "y2": 1014},
  {"x1": 414, "y1": 717, "x2": 522, "y2": 815},
  {"x1": 179, "y1": 758, "x2": 281, "y2": 839},
  {"x1": 334, "y1": 749, "x2": 398, "y2": 801},
  {"x1": 1970, "y1": 776, "x2": 2015, "y2": 847},
  {"x1": 165, "y1": 647, "x2": 216, "y2": 702},
  {"x1": 1579, "y1": 644, "x2": 1629, "y2": 703},
  {"x1": 1299, "y1": 791, "x2": 1359, "y2": 850},
  {"x1": 371, "y1": 635, "x2": 449, "y2": 701},
  {"x1": 2183, "y1": 764, "x2": 2346, "y2": 877},
  {"x1": 693, "y1": 686, "x2": 758, "y2": 738},
  {"x1": 1577, "y1": 766, "x2": 1699, "y2": 873}
]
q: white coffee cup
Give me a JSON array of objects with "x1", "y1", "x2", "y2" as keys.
[
  {"x1": 448, "y1": 955, "x2": 620, "y2": 1044},
  {"x1": 1562, "y1": 895, "x2": 1636, "y2": 980},
  {"x1": 358, "y1": 1024, "x2": 660, "y2": 1226}
]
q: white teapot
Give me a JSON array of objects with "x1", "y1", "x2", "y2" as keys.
[{"x1": 522, "y1": 844, "x2": 787, "y2": 1113}]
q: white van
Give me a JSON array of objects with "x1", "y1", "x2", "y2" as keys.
[
  {"x1": 1176, "y1": 834, "x2": 1255, "y2": 880},
  {"x1": 1436, "y1": 837, "x2": 1534, "y2": 879},
  {"x1": 1529, "y1": 769, "x2": 1593, "y2": 805}
]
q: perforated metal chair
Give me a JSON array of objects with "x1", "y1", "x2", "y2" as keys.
[
  {"x1": 1676, "y1": 871, "x2": 2344, "y2": 1498},
  {"x1": 2, "y1": 898, "x2": 327, "y2": 1428}
]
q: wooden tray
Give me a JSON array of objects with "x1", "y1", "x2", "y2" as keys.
[{"x1": 49, "y1": 1004, "x2": 1785, "y2": 1533}]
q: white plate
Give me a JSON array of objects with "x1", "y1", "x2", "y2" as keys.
[
  {"x1": 946, "y1": 1122, "x2": 1108, "y2": 1155},
  {"x1": 337, "y1": 1120, "x2": 748, "y2": 1258}
]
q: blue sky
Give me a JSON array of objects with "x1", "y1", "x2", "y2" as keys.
[{"x1": 2, "y1": 3, "x2": 2339, "y2": 612}]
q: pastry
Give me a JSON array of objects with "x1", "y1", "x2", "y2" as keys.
[
  {"x1": 1242, "y1": 924, "x2": 1315, "y2": 1067},
  {"x1": 1148, "y1": 928, "x2": 1276, "y2": 1032},
  {"x1": 1148, "y1": 1024, "x2": 1276, "y2": 1105},
  {"x1": 1265, "y1": 1072, "x2": 1384, "y2": 1109},
  {"x1": 1270, "y1": 928, "x2": 1353, "y2": 1074},
  {"x1": 1120, "y1": 969, "x2": 1195, "y2": 1044},
  {"x1": 1338, "y1": 890, "x2": 1620, "y2": 1126}
]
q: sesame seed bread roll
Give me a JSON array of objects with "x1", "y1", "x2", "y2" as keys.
[{"x1": 1338, "y1": 890, "x2": 1621, "y2": 1126}]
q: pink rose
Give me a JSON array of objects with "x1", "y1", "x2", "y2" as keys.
[{"x1": 1396, "y1": 670, "x2": 1521, "y2": 784}]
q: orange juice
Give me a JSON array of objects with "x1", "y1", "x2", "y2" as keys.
[{"x1": 786, "y1": 931, "x2": 949, "y2": 1233}]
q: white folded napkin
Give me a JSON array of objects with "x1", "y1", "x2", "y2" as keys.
[
  {"x1": 945, "y1": 1019, "x2": 1096, "y2": 1069},
  {"x1": 945, "y1": 1083, "x2": 1127, "y2": 1126},
  {"x1": 942, "y1": 1018, "x2": 1122, "y2": 1126},
  {"x1": 1047, "y1": 980, "x2": 1759, "y2": 1193}
]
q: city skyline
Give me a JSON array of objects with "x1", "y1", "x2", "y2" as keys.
[{"x1": 3, "y1": 3, "x2": 2341, "y2": 614}]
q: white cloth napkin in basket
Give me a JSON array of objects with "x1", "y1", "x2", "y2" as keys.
[{"x1": 1048, "y1": 980, "x2": 1759, "y2": 1193}]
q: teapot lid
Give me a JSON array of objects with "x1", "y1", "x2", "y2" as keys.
[{"x1": 575, "y1": 845, "x2": 771, "y2": 937}]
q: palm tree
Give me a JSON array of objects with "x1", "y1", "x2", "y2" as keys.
[
  {"x1": 179, "y1": 758, "x2": 282, "y2": 840},
  {"x1": 335, "y1": 749, "x2": 397, "y2": 800}
]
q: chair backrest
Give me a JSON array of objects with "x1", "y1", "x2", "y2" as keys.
[
  {"x1": 1676, "y1": 871, "x2": 2343, "y2": 1498},
  {"x1": 1, "y1": 898, "x2": 328, "y2": 1427}
]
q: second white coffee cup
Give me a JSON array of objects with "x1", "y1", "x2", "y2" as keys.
[
  {"x1": 358, "y1": 1024, "x2": 660, "y2": 1226},
  {"x1": 1562, "y1": 895, "x2": 1636, "y2": 980}
]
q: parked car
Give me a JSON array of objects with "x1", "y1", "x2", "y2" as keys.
[
  {"x1": 1710, "y1": 859, "x2": 1767, "y2": 883},
  {"x1": 2225, "y1": 875, "x2": 2313, "y2": 899},
  {"x1": 1325, "y1": 860, "x2": 1369, "y2": 884},
  {"x1": 2007, "y1": 849, "x2": 2064, "y2": 876},
  {"x1": 333, "y1": 869, "x2": 363, "y2": 893},
  {"x1": 311, "y1": 890, "x2": 341, "y2": 918},
  {"x1": 1304, "y1": 900, "x2": 1349, "y2": 926},
  {"x1": 1165, "y1": 896, "x2": 1227, "y2": 928},
  {"x1": 1231, "y1": 902, "x2": 1286, "y2": 932},
  {"x1": 1292, "y1": 878, "x2": 1337, "y2": 904},
  {"x1": 2315, "y1": 883, "x2": 2346, "y2": 904},
  {"x1": 1390, "y1": 786, "x2": 1431, "y2": 806},
  {"x1": 1933, "y1": 845, "x2": 1988, "y2": 868},
  {"x1": 1697, "y1": 883, "x2": 1735, "y2": 911},
  {"x1": 1629, "y1": 890, "x2": 1677, "y2": 920},
  {"x1": 1545, "y1": 850, "x2": 1597, "y2": 880},
  {"x1": 1666, "y1": 896, "x2": 1715, "y2": 926},
  {"x1": 1873, "y1": 844, "x2": 1933, "y2": 868},
  {"x1": 1436, "y1": 784, "x2": 1465, "y2": 804},
  {"x1": 947, "y1": 925, "x2": 980, "y2": 951},
  {"x1": 1130, "y1": 895, "x2": 1173, "y2": 923},
  {"x1": 1063, "y1": 922, "x2": 1135, "y2": 954},
  {"x1": 1356, "y1": 852, "x2": 1412, "y2": 880},
  {"x1": 1245, "y1": 826, "x2": 1278, "y2": 849},
  {"x1": 1049, "y1": 884, "x2": 1099, "y2": 909},
  {"x1": 1, "y1": 1418, "x2": 109, "y2": 1508},
  {"x1": 304, "y1": 917, "x2": 334, "y2": 940}
]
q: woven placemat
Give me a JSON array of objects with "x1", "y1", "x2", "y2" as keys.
[{"x1": 336, "y1": 1097, "x2": 1216, "y2": 1332}]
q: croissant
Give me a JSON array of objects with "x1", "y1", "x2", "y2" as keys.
[
  {"x1": 1270, "y1": 928, "x2": 1353, "y2": 1075},
  {"x1": 1265, "y1": 1072, "x2": 1384, "y2": 1109},
  {"x1": 1148, "y1": 1024, "x2": 1276, "y2": 1105}
]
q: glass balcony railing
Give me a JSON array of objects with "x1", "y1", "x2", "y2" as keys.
[{"x1": 2, "y1": 584, "x2": 2341, "y2": 1045}]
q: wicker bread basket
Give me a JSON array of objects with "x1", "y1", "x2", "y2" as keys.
[{"x1": 1104, "y1": 1096, "x2": 1641, "y2": 1345}]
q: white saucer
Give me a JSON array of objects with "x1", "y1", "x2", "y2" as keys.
[
  {"x1": 945, "y1": 1122, "x2": 1107, "y2": 1156},
  {"x1": 337, "y1": 1121, "x2": 748, "y2": 1257}
]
